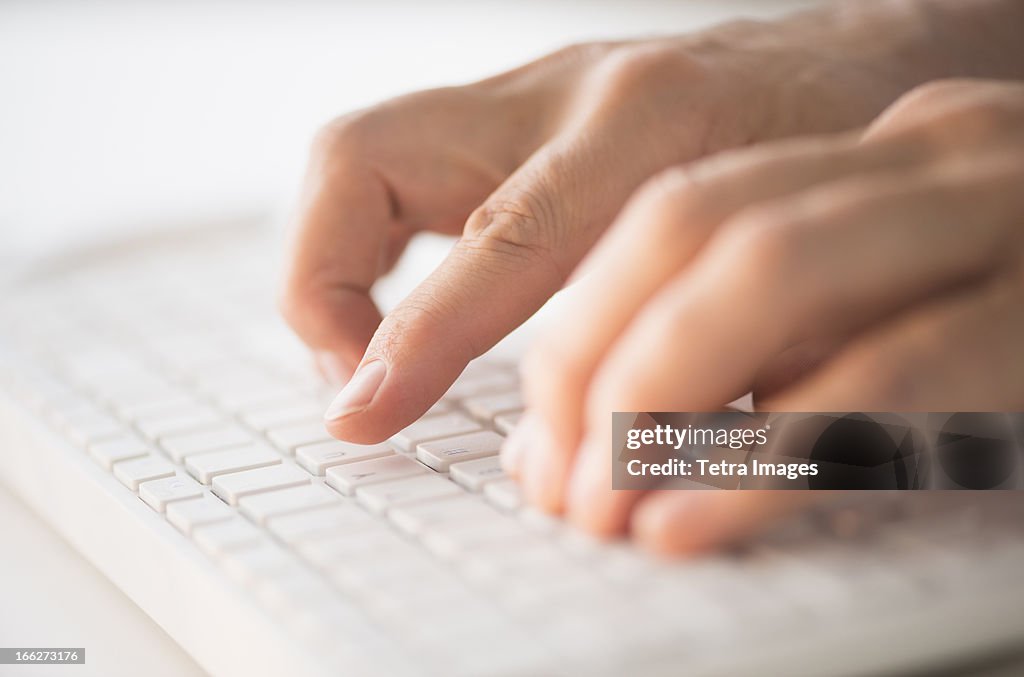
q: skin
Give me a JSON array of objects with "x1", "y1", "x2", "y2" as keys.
[{"x1": 280, "y1": 0, "x2": 1024, "y2": 555}]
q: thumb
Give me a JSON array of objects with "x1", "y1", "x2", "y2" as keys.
[{"x1": 323, "y1": 134, "x2": 657, "y2": 443}]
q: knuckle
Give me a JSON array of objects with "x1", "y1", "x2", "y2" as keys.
[
  {"x1": 716, "y1": 209, "x2": 801, "y2": 281},
  {"x1": 462, "y1": 189, "x2": 565, "y2": 276},
  {"x1": 592, "y1": 43, "x2": 705, "y2": 101},
  {"x1": 309, "y1": 111, "x2": 375, "y2": 169}
]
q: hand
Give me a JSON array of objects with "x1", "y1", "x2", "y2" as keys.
[
  {"x1": 278, "y1": 6, "x2": 957, "y2": 443},
  {"x1": 508, "y1": 79, "x2": 1024, "y2": 554}
]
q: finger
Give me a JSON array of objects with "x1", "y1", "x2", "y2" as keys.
[
  {"x1": 323, "y1": 130, "x2": 672, "y2": 443},
  {"x1": 764, "y1": 275, "x2": 1024, "y2": 411},
  {"x1": 279, "y1": 127, "x2": 399, "y2": 373},
  {"x1": 568, "y1": 157, "x2": 1021, "y2": 534},
  {"x1": 514, "y1": 132, "x2": 925, "y2": 512},
  {"x1": 631, "y1": 490, "x2": 828, "y2": 556}
]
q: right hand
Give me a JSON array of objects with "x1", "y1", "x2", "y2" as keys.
[{"x1": 280, "y1": 21, "x2": 919, "y2": 444}]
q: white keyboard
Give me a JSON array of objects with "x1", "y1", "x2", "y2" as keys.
[{"x1": 2, "y1": 226, "x2": 1024, "y2": 677}]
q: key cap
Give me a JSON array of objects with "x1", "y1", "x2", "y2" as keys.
[
  {"x1": 483, "y1": 478, "x2": 522, "y2": 511},
  {"x1": 391, "y1": 413, "x2": 481, "y2": 453},
  {"x1": 416, "y1": 430, "x2": 502, "y2": 472},
  {"x1": 266, "y1": 420, "x2": 333, "y2": 453},
  {"x1": 113, "y1": 455, "x2": 176, "y2": 491},
  {"x1": 185, "y1": 444, "x2": 281, "y2": 484},
  {"x1": 135, "y1": 406, "x2": 223, "y2": 440},
  {"x1": 325, "y1": 455, "x2": 428, "y2": 496},
  {"x1": 449, "y1": 456, "x2": 506, "y2": 491},
  {"x1": 463, "y1": 391, "x2": 524, "y2": 422},
  {"x1": 62, "y1": 410, "x2": 123, "y2": 446},
  {"x1": 167, "y1": 495, "x2": 234, "y2": 535},
  {"x1": 389, "y1": 496, "x2": 498, "y2": 536},
  {"x1": 139, "y1": 474, "x2": 204, "y2": 512},
  {"x1": 494, "y1": 412, "x2": 522, "y2": 436},
  {"x1": 221, "y1": 542, "x2": 297, "y2": 586},
  {"x1": 296, "y1": 440, "x2": 393, "y2": 476},
  {"x1": 161, "y1": 425, "x2": 253, "y2": 462},
  {"x1": 238, "y1": 483, "x2": 340, "y2": 525},
  {"x1": 88, "y1": 436, "x2": 150, "y2": 470},
  {"x1": 212, "y1": 464, "x2": 310, "y2": 506},
  {"x1": 297, "y1": 530, "x2": 412, "y2": 569},
  {"x1": 193, "y1": 517, "x2": 265, "y2": 557},
  {"x1": 239, "y1": 399, "x2": 323, "y2": 432},
  {"x1": 267, "y1": 504, "x2": 377, "y2": 544},
  {"x1": 356, "y1": 475, "x2": 462, "y2": 515},
  {"x1": 443, "y1": 372, "x2": 517, "y2": 401}
]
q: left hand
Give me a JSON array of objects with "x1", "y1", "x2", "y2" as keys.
[{"x1": 504, "y1": 78, "x2": 1024, "y2": 555}]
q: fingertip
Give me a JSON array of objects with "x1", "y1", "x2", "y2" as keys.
[{"x1": 565, "y1": 440, "x2": 637, "y2": 538}]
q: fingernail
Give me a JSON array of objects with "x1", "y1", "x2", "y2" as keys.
[
  {"x1": 500, "y1": 414, "x2": 533, "y2": 477},
  {"x1": 566, "y1": 439, "x2": 605, "y2": 526},
  {"x1": 316, "y1": 351, "x2": 354, "y2": 386},
  {"x1": 324, "y1": 360, "x2": 387, "y2": 421}
]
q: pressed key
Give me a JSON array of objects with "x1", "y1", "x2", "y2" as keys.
[
  {"x1": 185, "y1": 444, "x2": 281, "y2": 484},
  {"x1": 161, "y1": 425, "x2": 253, "y2": 462},
  {"x1": 266, "y1": 421, "x2": 333, "y2": 453},
  {"x1": 113, "y1": 455, "x2": 176, "y2": 491},
  {"x1": 463, "y1": 391, "x2": 524, "y2": 422},
  {"x1": 139, "y1": 474, "x2": 204, "y2": 512},
  {"x1": 494, "y1": 412, "x2": 522, "y2": 436},
  {"x1": 88, "y1": 436, "x2": 150, "y2": 470},
  {"x1": 296, "y1": 440, "x2": 393, "y2": 476},
  {"x1": 416, "y1": 430, "x2": 503, "y2": 472},
  {"x1": 391, "y1": 413, "x2": 481, "y2": 453},
  {"x1": 167, "y1": 495, "x2": 234, "y2": 535},
  {"x1": 483, "y1": 478, "x2": 522, "y2": 511},
  {"x1": 193, "y1": 517, "x2": 265, "y2": 557},
  {"x1": 449, "y1": 456, "x2": 505, "y2": 491},
  {"x1": 212, "y1": 464, "x2": 310, "y2": 506},
  {"x1": 238, "y1": 483, "x2": 340, "y2": 525},
  {"x1": 325, "y1": 455, "x2": 428, "y2": 496},
  {"x1": 355, "y1": 475, "x2": 462, "y2": 515},
  {"x1": 267, "y1": 504, "x2": 377, "y2": 544}
]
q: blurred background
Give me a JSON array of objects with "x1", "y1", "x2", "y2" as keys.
[{"x1": 0, "y1": 0, "x2": 828, "y2": 277}]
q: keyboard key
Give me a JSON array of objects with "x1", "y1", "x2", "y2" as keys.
[
  {"x1": 325, "y1": 455, "x2": 428, "y2": 496},
  {"x1": 463, "y1": 391, "x2": 524, "y2": 422},
  {"x1": 391, "y1": 413, "x2": 481, "y2": 453},
  {"x1": 238, "y1": 483, "x2": 340, "y2": 525},
  {"x1": 296, "y1": 440, "x2": 394, "y2": 476},
  {"x1": 161, "y1": 425, "x2": 254, "y2": 462},
  {"x1": 443, "y1": 372, "x2": 517, "y2": 401},
  {"x1": 185, "y1": 444, "x2": 281, "y2": 484},
  {"x1": 267, "y1": 504, "x2": 377, "y2": 544},
  {"x1": 267, "y1": 421, "x2": 333, "y2": 453},
  {"x1": 88, "y1": 436, "x2": 150, "y2": 470},
  {"x1": 483, "y1": 478, "x2": 522, "y2": 511},
  {"x1": 494, "y1": 412, "x2": 522, "y2": 436},
  {"x1": 389, "y1": 496, "x2": 500, "y2": 537},
  {"x1": 167, "y1": 495, "x2": 234, "y2": 535},
  {"x1": 416, "y1": 431, "x2": 503, "y2": 472},
  {"x1": 135, "y1": 406, "x2": 223, "y2": 440},
  {"x1": 449, "y1": 456, "x2": 506, "y2": 491},
  {"x1": 62, "y1": 410, "x2": 123, "y2": 446},
  {"x1": 193, "y1": 517, "x2": 265, "y2": 557},
  {"x1": 356, "y1": 475, "x2": 462, "y2": 515},
  {"x1": 113, "y1": 455, "x2": 176, "y2": 491},
  {"x1": 212, "y1": 464, "x2": 310, "y2": 506},
  {"x1": 139, "y1": 474, "x2": 204, "y2": 512},
  {"x1": 221, "y1": 542, "x2": 297, "y2": 585},
  {"x1": 239, "y1": 399, "x2": 323, "y2": 431}
]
